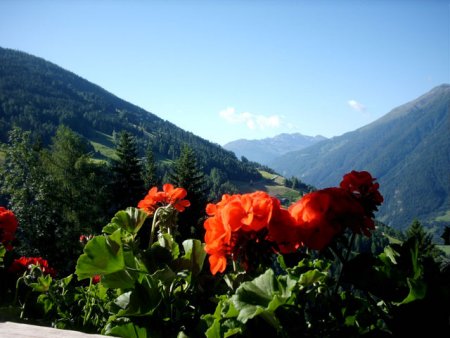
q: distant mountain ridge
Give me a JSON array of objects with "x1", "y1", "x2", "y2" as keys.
[
  {"x1": 270, "y1": 84, "x2": 450, "y2": 232},
  {"x1": 223, "y1": 133, "x2": 327, "y2": 165}
]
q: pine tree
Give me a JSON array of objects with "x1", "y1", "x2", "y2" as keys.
[
  {"x1": 406, "y1": 220, "x2": 437, "y2": 258},
  {"x1": 169, "y1": 145, "x2": 208, "y2": 240},
  {"x1": 291, "y1": 176, "x2": 299, "y2": 190},
  {"x1": 110, "y1": 131, "x2": 145, "y2": 211},
  {"x1": 41, "y1": 126, "x2": 109, "y2": 273},
  {"x1": 142, "y1": 144, "x2": 158, "y2": 190}
]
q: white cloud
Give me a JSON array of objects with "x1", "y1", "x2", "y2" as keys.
[
  {"x1": 219, "y1": 107, "x2": 281, "y2": 130},
  {"x1": 347, "y1": 99, "x2": 366, "y2": 113}
]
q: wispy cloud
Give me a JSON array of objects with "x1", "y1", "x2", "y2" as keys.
[
  {"x1": 347, "y1": 99, "x2": 366, "y2": 113},
  {"x1": 219, "y1": 107, "x2": 281, "y2": 130}
]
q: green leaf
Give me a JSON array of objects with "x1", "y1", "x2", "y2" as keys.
[
  {"x1": 104, "y1": 322, "x2": 148, "y2": 338},
  {"x1": 29, "y1": 274, "x2": 52, "y2": 292},
  {"x1": 116, "y1": 275, "x2": 162, "y2": 317},
  {"x1": 61, "y1": 274, "x2": 74, "y2": 287},
  {"x1": 409, "y1": 240, "x2": 422, "y2": 279},
  {"x1": 204, "y1": 317, "x2": 221, "y2": 338},
  {"x1": 157, "y1": 233, "x2": 180, "y2": 259},
  {"x1": 102, "y1": 269, "x2": 135, "y2": 289},
  {"x1": 151, "y1": 267, "x2": 177, "y2": 285},
  {"x1": 232, "y1": 269, "x2": 292, "y2": 328},
  {"x1": 102, "y1": 223, "x2": 120, "y2": 235},
  {"x1": 383, "y1": 245, "x2": 400, "y2": 264},
  {"x1": 143, "y1": 245, "x2": 173, "y2": 273},
  {"x1": 173, "y1": 239, "x2": 206, "y2": 278},
  {"x1": 75, "y1": 230, "x2": 125, "y2": 280},
  {"x1": 205, "y1": 318, "x2": 243, "y2": 338},
  {"x1": 276, "y1": 254, "x2": 287, "y2": 270},
  {"x1": 103, "y1": 207, "x2": 148, "y2": 235},
  {"x1": 0, "y1": 244, "x2": 5, "y2": 268},
  {"x1": 182, "y1": 239, "x2": 206, "y2": 276},
  {"x1": 298, "y1": 269, "x2": 326, "y2": 287},
  {"x1": 397, "y1": 278, "x2": 427, "y2": 305},
  {"x1": 102, "y1": 250, "x2": 146, "y2": 289},
  {"x1": 37, "y1": 294, "x2": 54, "y2": 314}
]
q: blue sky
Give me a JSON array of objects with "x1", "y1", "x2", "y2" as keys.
[{"x1": 0, "y1": 0, "x2": 448, "y2": 145}]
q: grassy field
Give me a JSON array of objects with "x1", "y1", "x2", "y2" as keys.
[
  {"x1": 233, "y1": 170, "x2": 303, "y2": 206},
  {"x1": 435, "y1": 210, "x2": 450, "y2": 222},
  {"x1": 437, "y1": 245, "x2": 450, "y2": 255},
  {"x1": 88, "y1": 131, "x2": 117, "y2": 160}
]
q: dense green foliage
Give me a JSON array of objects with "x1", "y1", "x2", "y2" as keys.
[
  {"x1": 168, "y1": 145, "x2": 208, "y2": 240},
  {"x1": 0, "y1": 47, "x2": 261, "y2": 183},
  {"x1": 0, "y1": 127, "x2": 110, "y2": 274},
  {"x1": 1, "y1": 204, "x2": 449, "y2": 337},
  {"x1": 270, "y1": 85, "x2": 450, "y2": 232}
]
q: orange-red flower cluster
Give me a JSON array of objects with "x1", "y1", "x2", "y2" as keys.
[
  {"x1": 9, "y1": 256, "x2": 56, "y2": 277},
  {"x1": 288, "y1": 188, "x2": 367, "y2": 250},
  {"x1": 138, "y1": 184, "x2": 190, "y2": 215},
  {"x1": 204, "y1": 171, "x2": 383, "y2": 275},
  {"x1": 0, "y1": 206, "x2": 18, "y2": 251},
  {"x1": 204, "y1": 191, "x2": 277, "y2": 275}
]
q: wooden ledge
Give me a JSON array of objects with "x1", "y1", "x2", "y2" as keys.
[{"x1": 0, "y1": 321, "x2": 105, "y2": 337}]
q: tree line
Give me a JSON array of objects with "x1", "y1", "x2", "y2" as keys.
[{"x1": 0, "y1": 126, "x2": 240, "y2": 274}]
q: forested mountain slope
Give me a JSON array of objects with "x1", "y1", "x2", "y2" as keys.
[
  {"x1": 270, "y1": 84, "x2": 450, "y2": 231},
  {"x1": 0, "y1": 47, "x2": 260, "y2": 181}
]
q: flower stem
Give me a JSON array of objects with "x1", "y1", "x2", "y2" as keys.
[
  {"x1": 148, "y1": 208, "x2": 161, "y2": 248},
  {"x1": 334, "y1": 232, "x2": 356, "y2": 294},
  {"x1": 149, "y1": 207, "x2": 168, "y2": 248}
]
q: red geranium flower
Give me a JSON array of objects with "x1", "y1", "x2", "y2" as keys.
[
  {"x1": 266, "y1": 198, "x2": 300, "y2": 254},
  {"x1": 0, "y1": 206, "x2": 18, "y2": 251},
  {"x1": 203, "y1": 192, "x2": 275, "y2": 274},
  {"x1": 289, "y1": 188, "x2": 367, "y2": 250},
  {"x1": 79, "y1": 234, "x2": 94, "y2": 245},
  {"x1": 340, "y1": 170, "x2": 384, "y2": 216},
  {"x1": 240, "y1": 191, "x2": 274, "y2": 232},
  {"x1": 203, "y1": 171, "x2": 384, "y2": 274},
  {"x1": 204, "y1": 195, "x2": 242, "y2": 275},
  {"x1": 92, "y1": 275, "x2": 101, "y2": 284},
  {"x1": 162, "y1": 183, "x2": 191, "y2": 212},
  {"x1": 9, "y1": 256, "x2": 56, "y2": 277},
  {"x1": 138, "y1": 184, "x2": 190, "y2": 215}
]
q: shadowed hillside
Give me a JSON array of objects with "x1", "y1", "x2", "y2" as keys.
[{"x1": 270, "y1": 84, "x2": 450, "y2": 231}]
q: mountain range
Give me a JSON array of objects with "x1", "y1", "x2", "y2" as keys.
[
  {"x1": 0, "y1": 46, "x2": 448, "y2": 234},
  {"x1": 268, "y1": 84, "x2": 450, "y2": 231},
  {"x1": 223, "y1": 133, "x2": 327, "y2": 165}
]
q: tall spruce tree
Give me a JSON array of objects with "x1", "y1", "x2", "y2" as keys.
[
  {"x1": 142, "y1": 144, "x2": 158, "y2": 190},
  {"x1": 111, "y1": 131, "x2": 145, "y2": 211},
  {"x1": 169, "y1": 145, "x2": 208, "y2": 240},
  {"x1": 406, "y1": 220, "x2": 439, "y2": 259},
  {"x1": 41, "y1": 126, "x2": 109, "y2": 273}
]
